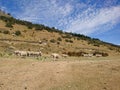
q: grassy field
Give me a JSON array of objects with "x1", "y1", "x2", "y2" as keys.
[{"x1": 0, "y1": 56, "x2": 120, "y2": 90}]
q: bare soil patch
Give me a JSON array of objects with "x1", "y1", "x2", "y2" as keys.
[{"x1": 0, "y1": 57, "x2": 120, "y2": 90}]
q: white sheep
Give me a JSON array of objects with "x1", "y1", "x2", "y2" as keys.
[{"x1": 51, "y1": 53, "x2": 61, "y2": 60}]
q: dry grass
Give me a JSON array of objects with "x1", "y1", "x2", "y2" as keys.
[{"x1": 0, "y1": 56, "x2": 120, "y2": 90}]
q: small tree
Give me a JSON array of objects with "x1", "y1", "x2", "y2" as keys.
[{"x1": 15, "y1": 30, "x2": 21, "y2": 36}]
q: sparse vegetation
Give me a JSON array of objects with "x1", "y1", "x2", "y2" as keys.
[
  {"x1": 65, "y1": 51, "x2": 85, "y2": 57},
  {"x1": 5, "y1": 22, "x2": 13, "y2": 28},
  {"x1": 15, "y1": 30, "x2": 21, "y2": 36},
  {"x1": 3, "y1": 30, "x2": 10, "y2": 34},
  {"x1": 50, "y1": 39, "x2": 56, "y2": 43},
  {"x1": 93, "y1": 44, "x2": 100, "y2": 47},
  {"x1": 65, "y1": 39, "x2": 73, "y2": 43},
  {"x1": 57, "y1": 37, "x2": 62, "y2": 41}
]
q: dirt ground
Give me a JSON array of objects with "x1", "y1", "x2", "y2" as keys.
[{"x1": 0, "y1": 56, "x2": 120, "y2": 90}]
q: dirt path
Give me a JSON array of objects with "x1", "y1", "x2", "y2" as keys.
[{"x1": 0, "y1": 58, "x2": 120, "y2": 90}]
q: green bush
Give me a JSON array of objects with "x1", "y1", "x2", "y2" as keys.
[
  {"x1": 50, "y1": 39, "x2": 56, "y2": 43},
  {"x1": 65, "y1": 39, "x2": 73, "y2": 43},
  {"x1": 15, "y1": 30, "x2": 21, "y2": 36},
  {"x1": 3, "y1": 30, "x2": 10, "y2": 34},
  {"x1": 93, "y1": 44, "x2": 100, "y2": 47},
  {"x1": 28, "y1": 26, "x2": 33, "y2": 29},
  {"x1": 102, "y1": 52, "x2": 109, "y2": 57},
  {"x1": 57, "y1": 37, "x2": 62, "y2": 41},
  {"x1": 5, "y1": 23, "x2": 13, "y2": 28},
  {"x1": 67, "y1": 51, "x2": 85, "y2": 57}
]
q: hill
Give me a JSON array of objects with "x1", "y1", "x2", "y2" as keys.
[
  {"x1": 0, "y1": 10, "x2": 120, "y2": 57},
  {"x1": 0, "y1": 9, "x2": 11, "y2": 17}
]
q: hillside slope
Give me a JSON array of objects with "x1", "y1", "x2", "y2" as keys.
[{"x1": 0, "y1": 12, "x2": 120, "y2": 56}]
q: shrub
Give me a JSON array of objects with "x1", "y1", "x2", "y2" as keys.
[
  {"x1": 93, "y1": 44, "x2": 100, "y2": 47},
  {"x1": 65, "y1": 39, "x2": 73, "y2": 43},
  {"x1": 77, "y1": 37, "x2": 80, "y2": 40},
  {"x1": 57, "y1": 37, "x2": 62, "y2": 41},
  {"x1": 102, "y1": 52, "x2": 108, "y2": 57},
  {"x1": 67, "y1": 51, "x2": 85, "y2": 57},
  {"x1": 3, "y1": 30, "x2": 10, "y2": 34},
  {"x1": 109, "y1": 47, "x2": 114, "y2": 50},
  {"x1": 28, "y1": 26, "x2": 33, "y2": 29},
  {"x1": 50, "y1": 39, "x2": 56, "y2": 43},
  {"x1": 5, "y1": 23, "x2": 13, "y2": 28},
  {"x1": 15, "y1": 30, "x2": 21, "y2": 36}
]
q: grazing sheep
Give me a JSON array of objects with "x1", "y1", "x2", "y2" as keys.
[
  {"x1": 95, "y1": 54, "x2": 102, "y2": 57},
  {"x1": 62, "y1": 54, "x2": 68, "y2": 58},
  {"x1": 19, "y1": 51, "x2": 28, "y2": 56},
  {"x1": 51, "y1": 53, "x2": 60, "y2": 59},
  {"x1": 27, "y1": 51, "x2": 34, "y2": 57},
  {"x1": 27, "y1": 51, "x2": 42, "y2": 57},
  {"x1": 83, "y1": 54, "x2": 89, "y2": 57},
  {"x1": 88, "y1": 54, "x2": 93, "y2": 57},
  {"x1": 14, "y1": 50, "x2": 27, "y2": 57},
  {"x1": 82, "y1": 53, "x2": 93, "y2": 57},
  {"x1": 14, "y1": 50, "x2": 42, "y2": 57},
  {"x1": 32, "y1": 51, "x2": 42, "y2": 57},
  {"x1": 14, "y1": 50, "x2": 21, "y2": 56}
]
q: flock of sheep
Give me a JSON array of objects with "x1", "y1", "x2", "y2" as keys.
[
  {"x1": 14, "y1": 50, "x2": 68, "y2": 59},
  {"x1": 14, "y1": 50, "x2": 104, "y2": 59},
  {"x1": 14, "y1": 50, "x2": 42, "y2": 57}
]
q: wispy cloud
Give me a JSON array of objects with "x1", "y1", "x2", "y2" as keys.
[
  {"x1": 16, "y1": 0, "x2": 73, "y2": 27},
  {"x1": 65, "y1": 5, "x2": 120, "y2": 35}
]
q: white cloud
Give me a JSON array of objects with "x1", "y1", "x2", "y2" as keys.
[
  {"x1": 16, "y1": 0, "x2": 73, "y2": 27},
  {"x1": 65, "y1": 5, "x2": 120, "y2": 35}
]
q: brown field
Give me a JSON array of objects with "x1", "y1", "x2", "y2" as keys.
[{"x1": 0, "y1": 56, "x2": 120, "y2": 90}]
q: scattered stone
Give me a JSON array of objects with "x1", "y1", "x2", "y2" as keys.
[
  {"x1": 0, "y1": 83, "x2": 4, "y2": 87},
  {"x1": 32, "y1": 63, "x2": 34, "y2": 66},
  {"x1": 68, "y1": 85, "x2": 71, "y2": 88},
  {"x1": 103, "y1": 87, "x2": 107, "y2": 90},
  {"x1": 56, "y1": 72, "x2": 59, "y2": 73},
  {"x1": 104, "y1": 82, "x2": 107, "y2": 85},
  {"x1": 24, "y1": 86, "x2": 27, "y2": 89}
]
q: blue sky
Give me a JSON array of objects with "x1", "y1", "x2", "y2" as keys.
[{"x1": 0, "y1": 0, "x2": 120, "y2": 45}]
